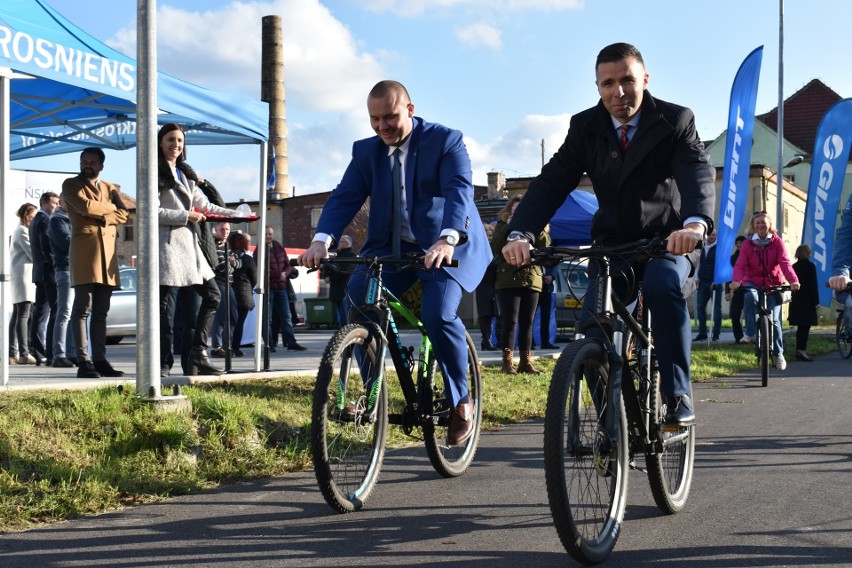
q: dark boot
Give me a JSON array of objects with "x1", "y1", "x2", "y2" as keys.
[
  {"x1": 517, "y1": 351, "x2": 542, "y2": 374},
  {"x1": 501, "y1": 348, "x2": 517, "y2": 375},
  {"x1": 188, "y1": 351, "x2": 224, "y2": 376},
  {"x1": 479, "y1": 319, "x2": 496, "y2": 351}
]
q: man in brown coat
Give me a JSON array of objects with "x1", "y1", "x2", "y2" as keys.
[{"x1": 62, "y1": 147, "x2": 129, "y2": 378}]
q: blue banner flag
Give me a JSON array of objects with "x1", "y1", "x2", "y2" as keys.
[
  {"x1": 714, "y1": 47, "x2": 763, "y2": 285},
  {"x1": 802, "y1": 99, "x2": 852, "y2": 306}
]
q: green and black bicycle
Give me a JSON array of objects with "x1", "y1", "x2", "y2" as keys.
[{"x1": 308, "y1": 254, "x2": 482, "y2": 513}]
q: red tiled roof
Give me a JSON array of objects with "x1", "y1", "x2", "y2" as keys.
[{"x1": 757, "y1": 79, "x2": 843, "y2": 153}]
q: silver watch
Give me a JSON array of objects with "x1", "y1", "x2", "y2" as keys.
[
  {"x1": 439, "y1": 234, "x2": 459, "y2": 246},
  {"x1": 506, "y1": 231, "x2": 529, "y2": 243}
]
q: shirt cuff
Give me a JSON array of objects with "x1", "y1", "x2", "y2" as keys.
[
  {"x1": 440, "y1": 228, "x2": 461, "y2": 240},
  {"x1": 683, "y1": 216, "x2": 708, "y2": 237},
  {"x1": 313, "y1": 233, "x2": 334, "y2": 246}
]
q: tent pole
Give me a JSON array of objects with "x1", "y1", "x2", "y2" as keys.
[
  {"x1": 0, "y1": 73, "x2": 10, "y2": 387},
  {"x1": 254, "y1": 141, "x2": 269, "y2": 372},
  {"x1": 135, "y1": 0, "x2": 163, "y2": 398}
]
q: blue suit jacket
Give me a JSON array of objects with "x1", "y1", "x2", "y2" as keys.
[{"x1": 316, "y1": 117, "x2": 488, "y2": 293}]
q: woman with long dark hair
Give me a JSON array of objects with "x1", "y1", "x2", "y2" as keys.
[{"x1": 157, "y1": 122, "x2": 240, "y2": 376}]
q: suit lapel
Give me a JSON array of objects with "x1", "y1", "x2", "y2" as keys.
[{"x1": 404, "y1": 117, "x2": 423, "y2": 214}]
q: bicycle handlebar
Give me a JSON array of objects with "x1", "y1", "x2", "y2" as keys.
[
  {"x1": 296, "y1": 254, "x2": 459, "y2": 274},
  {"x1": 529, "y1": 236, "x2": 699, "y2": 266}
]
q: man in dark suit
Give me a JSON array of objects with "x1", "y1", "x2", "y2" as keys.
[
  {"x1": 29, "y1": 191, "x2": 60, "y2": 365},
  {"x1": 299, "y1": 80, "x2": 489, "y2": 445},
  {"x1": 502, "y1": 43, "x2": 715, "y2": 426}
]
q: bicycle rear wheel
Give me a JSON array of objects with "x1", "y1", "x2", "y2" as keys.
[
  {"x1": 312, "y1": 323, "x2": 388, "y2": 513},
  {"x1": 837, "y1": 315, "x2": 852, "y2": 359},
  {"x1": 543, "y1": 338, "x2": 628, "y2": 565},
  {"x1": 759, "y1": 314, "x2": 770, "y2": 387},
  {"x1": 424, "y1": 331, "x2": 483, "y2": 477},
  {"x1": 646, "y1": 369, "x2": 696, "y2": 514}
]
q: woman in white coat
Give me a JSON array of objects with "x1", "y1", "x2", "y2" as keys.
[
  {"x1": 9, "y1": 202, "x2": 37, "y2": 364},
  {"x1": 157, "y1": 123, "x2": 240, "y2": 377}
]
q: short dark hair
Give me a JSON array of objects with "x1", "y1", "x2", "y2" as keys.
[
  {"x1": 39, "y1": 191, "x2": 59, "y2": 205},
  {"x1": 228, "y1": 231, "x2": 249, "y2": 250},
  {"x1": 735, "y1": 235, "x2": 746, "y2": 243},
  {"x1": 368, "y1": 80, "x2": 411, "y2": 104},
  {"x1": 596, "y1": 43, "x2": 644, "y2": 70},
  {"x1": 81, "y1": 147, "x2": 105, "y2": 164}
]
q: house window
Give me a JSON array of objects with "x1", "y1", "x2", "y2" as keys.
[
  {"x1": 311, "y1": 207, "x2": 323, "y2": 228},
  {"x1": 124, "y1": 225, "x2": 134, "y2": 241},
  {"x1": 783, "y1": 205, "x2": 789, "y2": 230}
]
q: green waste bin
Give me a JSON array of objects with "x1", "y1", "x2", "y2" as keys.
[{"x1": 304, "y1": 298, "x2": 334, "y2": 329}]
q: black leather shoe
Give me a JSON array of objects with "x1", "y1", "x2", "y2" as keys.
[
  {"x1": 795, "y1": 351, "x2": 814, "y2": 362},
  {"x1": 188, "y1": 352, "x2": 224, "y2": 376},
  {"x1": 94, "y1": 360, "x2": 125, "y2": 377},
  {"x1": 664, "y1": 395, "x2": 695, "y2": 426},
  {"x1": 692, "y1": 335, "x2": 707, "y2": 342},
  {"x1": 447, "y1": 398, "x2": 475, "y2": 446},
  {"x1": 233, "y1": 349, "x2": 245, "y2": 358},
  {"x1": 481, "y1": 339, "x2": 497, "y2": 351},
  {"x1": 77, "y1": 360, "x2": 101, "y2": 379},
  {"x1": 210, "y1": 348, "x2": 228, "y2": 358},
  {"x1": 51, "y1": 357, "x2": 76, "y2": 368},
  {"x1": 287, "y1": 343, "x2": 307, "y2": 351},
  {"x1": 541, "y1": 342, "x2": 558, "y2": 349}
]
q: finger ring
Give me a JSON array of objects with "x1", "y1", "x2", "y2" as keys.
[{"x1": 510, "y1": 256, "x2": 516, "y2": 260}]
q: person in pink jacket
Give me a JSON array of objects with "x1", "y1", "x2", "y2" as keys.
[{"x1": 730, "y1": 211, "x2": 800, "y2": 370}]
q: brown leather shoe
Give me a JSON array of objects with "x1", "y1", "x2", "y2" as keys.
[{"x1": 446, "y1": 399, "x2": 475, "y2": 446}]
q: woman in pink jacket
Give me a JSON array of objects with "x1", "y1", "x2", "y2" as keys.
[{"x1": 730, "y1": 211, "x2": 800, "y2": 370}]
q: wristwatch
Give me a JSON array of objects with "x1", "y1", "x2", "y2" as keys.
[
  {"x1": 507, "y1": 231, "x2": 531, "y2": 244},
  {"x1": 439, "y1": 234, "x2": 459, "y2": 246}
]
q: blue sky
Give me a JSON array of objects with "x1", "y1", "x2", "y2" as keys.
[{"x1": 16, "y1": 0, "x2": 852, "y2": 202}]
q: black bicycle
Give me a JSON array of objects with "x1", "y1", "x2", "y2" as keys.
[
  {"x1": 741, "y1": 284, "x2": 791, "y2": 387},
  {"x1": 533, "y1": 239, "x2": 696, "y2": 565},
  {"x1": 834, "y1": 283, "x2": 852, "y2": 359},
  {"x1": 307, "y1": 254, "x2": 482, "y2": 513}
]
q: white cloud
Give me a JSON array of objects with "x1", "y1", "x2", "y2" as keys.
[
  {"x1": 455, "y1": 23, "x2": 502, "y2": 50},
  {"x1": 107, "y1": 0, "x2": 384, "y2": 114},
  {"x1": 467, "y1": 113, "x2": 572, "y2": 185}
]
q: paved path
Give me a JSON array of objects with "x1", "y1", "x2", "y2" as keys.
[{"x1": 0, "y1": 336, "x2": 850, "y2": 566}]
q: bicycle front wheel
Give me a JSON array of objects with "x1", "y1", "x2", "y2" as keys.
[
  {"x1": 646, "y1": 370, "x2": 696, "y2": 514},
  {"x1": 837, "y1": 315, "x2": 852, "y2": 359},
  {"x1": 759, "y1": 314, "x2": 770, "y2": 387},
  {"x1": 543, "y1": 338, "x2": 628, "y2": 565},
  {"x1": 424, "y1": 331, "x2": 482, "y2": 477},
  {"x1": 312, "y1": 323, "x2": 388, "y2": 513}
]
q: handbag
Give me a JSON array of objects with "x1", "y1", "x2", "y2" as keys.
[{"x1": 776, "y1": 290, "x2": 792, "y2": 304}]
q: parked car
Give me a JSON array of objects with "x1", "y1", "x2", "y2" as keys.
[
  {"x1": 106, "y1": 266, "x2": 260, "y2": 346},
  {"x1": 106, "y1": 266, "x2": 137, "y2": 344},
  {"x1": 553, "y1": 260, "x2": 589, "y2": 338}
]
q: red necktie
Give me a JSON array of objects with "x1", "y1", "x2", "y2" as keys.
[{"x1": 619, "y1": 124, "x2": 630, "y2": 155}]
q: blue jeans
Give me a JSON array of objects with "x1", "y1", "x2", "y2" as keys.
[
  {"x1": 695, "y1": 280, "x2": 722, "y2": 338},
  {"x1": 743, "y1": 287, "x2": 784, "y2": 356},
  {"x1": 267, "y1": 289, "x2": 296, "y2": 347},
  {"x1": 52, "y1": 270, "x2": 76, "y2": 359}
]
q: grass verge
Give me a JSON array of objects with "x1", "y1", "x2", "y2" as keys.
[{"x1": 0, "y1": 332, "x2": 839, "y2": 532}]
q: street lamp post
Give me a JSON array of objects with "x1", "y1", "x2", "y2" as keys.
[{"x1": 776, "y1": 0, "x2": 786, "y2": 237}]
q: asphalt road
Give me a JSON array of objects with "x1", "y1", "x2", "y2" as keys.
[{"x1": 0, "y1": 334, "x2": 850, "y2": 567}]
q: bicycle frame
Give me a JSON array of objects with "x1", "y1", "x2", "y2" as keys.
[{"x1": 333, "y1": 259, "x2": 443, "y2": 433}]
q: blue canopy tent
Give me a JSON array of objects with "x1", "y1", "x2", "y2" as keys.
[
  {"x1": 0, "y1": 0, "x2": 267, "y2": 157},
  {"x1": 0, "y1": 0, "x2": 270, "y2": 387},
  {"x1": 548, "y1": 190, "x2": 598, "y2": 246}
]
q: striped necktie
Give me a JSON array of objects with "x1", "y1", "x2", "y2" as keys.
[{"x1": 619, "y1": 124, "x2": 631, "y2": 155}]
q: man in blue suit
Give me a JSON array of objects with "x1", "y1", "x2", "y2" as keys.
[{"x1": 299, "y1": 80, "x2": 489, "y2": 445}]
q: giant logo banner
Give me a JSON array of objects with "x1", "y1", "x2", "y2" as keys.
[
  {"x1": 802, "y1": 99, "x2": 852, "y2": 305},
  {"x1": 714, "y1": 47, "x2": 763, "y2": 285}
]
